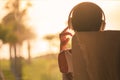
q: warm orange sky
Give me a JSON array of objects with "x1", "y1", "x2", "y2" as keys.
[
  {"x1": 28, "y1": 0, "x2": 120, "y2": 37},
  {"x1": 0, "y1": 0, "x2": 120, "y2": 59}
]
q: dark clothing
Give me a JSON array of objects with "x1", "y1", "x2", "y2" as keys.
[
  {"x1": 62, "y1": 72, "x2": 73, "y2": 80},
  {"x1": 58, "y1": 49, "x2": 73, "y2": 80}
]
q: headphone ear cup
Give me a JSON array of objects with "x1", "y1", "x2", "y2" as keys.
[
  {"x1": 68, "y1": 17, "x2": 73, "y2": 29},
  {"x1": 100, "y1": 20, "x2": 106, "y2": 31}
]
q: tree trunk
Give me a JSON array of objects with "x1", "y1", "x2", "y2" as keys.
[
  {"x1": 13, "y1": 44, "x2": 22, "y2": 80},
  {"x1": 0, "y1": 69, "x2": 5, "y2": 80},
  {"x1": 9, "y1": 44, "x2": 12, "y2": 60},
  {"x1": 0, "y1": 43, "x2": 5, "y2": 80},
  {"x1": 27, "y1": 40, "x2": 31, "y2": 64},
  {"x1": 9, "y1": 44, "x2": 14, "y2": 73}
]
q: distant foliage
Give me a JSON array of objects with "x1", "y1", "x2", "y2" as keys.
[{"x1": 1, "y1": 54, "x2": 62, "y2": 80}]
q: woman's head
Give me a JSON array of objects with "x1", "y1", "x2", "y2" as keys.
[{"x1": 68, "y1": 2, "x2": 105, "y2": 32}]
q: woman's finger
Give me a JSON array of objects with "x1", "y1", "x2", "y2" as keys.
[{"x1": 60, "y1": 32, "x2": 73, "y2": 37}]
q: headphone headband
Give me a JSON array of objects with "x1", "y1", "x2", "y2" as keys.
[{"x1": 68, "y1": 2, "x2": 106, "y2": 30}]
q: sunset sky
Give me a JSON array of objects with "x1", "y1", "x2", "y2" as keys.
[{"x1": 0, "y1": 0, "x2": 120, "y2": 59}]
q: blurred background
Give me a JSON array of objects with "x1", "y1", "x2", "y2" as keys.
[{"x1": 0, "y1": 0, "x2": 120, "y2": 80}]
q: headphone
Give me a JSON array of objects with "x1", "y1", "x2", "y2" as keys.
[{"x1": 67, "y1": 2, "x2": 106, "y2": 31}]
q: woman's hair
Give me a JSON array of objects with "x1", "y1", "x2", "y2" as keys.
[{"x1": 69, "y1": 2, "x2": 105, "y2": 31}]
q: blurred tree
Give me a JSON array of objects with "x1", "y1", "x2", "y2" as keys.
[
  {"x1": 0, "y1": 69, "x2": 5, "y2": 80},
  {"x1": 43, "y1": 34, "x2": 59, "y2": 54},
  {"x1": 0, "y1": 39, "x2": 5, "y2": 80},
  {"x1": 1, "y1": 0, "x2": 36, "y2": 80}
]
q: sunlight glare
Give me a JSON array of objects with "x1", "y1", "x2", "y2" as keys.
[
  {"x1": 0, "y1": 0, "x2": 120, "y2": 59},
  {"x1": 29, "y1": 0, "x2": 120, "y2": 38}
]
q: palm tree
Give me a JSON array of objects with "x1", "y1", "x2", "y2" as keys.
[
  {"x1": 1, "y1": 0, "x2": 35, "y2": 80},
  {"x1": 0, "y1": 25, "x2": 6, "y2": 80},
  {"x1": 0, "y1": 69, "x2": 5, "y2": 80},
  {"x1": 43, "y1": 34, "x2": 59, "y2": 54}
]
